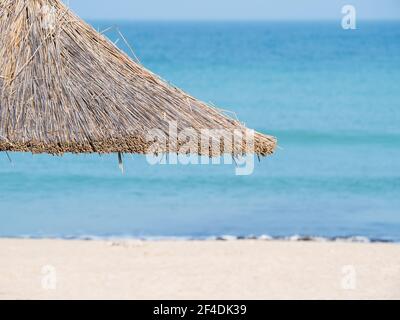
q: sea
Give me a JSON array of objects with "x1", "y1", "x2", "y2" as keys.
[{"x1": 1, "y1": 21, "x2": 399, "y2": 242}]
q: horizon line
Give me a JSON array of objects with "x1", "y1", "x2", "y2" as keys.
[{"x1": 83, "y1": 18, "x2": 400, "y2": 23}]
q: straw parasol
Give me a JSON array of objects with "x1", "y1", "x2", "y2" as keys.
[{"x1": 0, "y1": 0, "x2": 276, "y2": 158}]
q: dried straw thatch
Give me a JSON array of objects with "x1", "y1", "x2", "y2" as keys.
[{"x1": 0, "y1": 0, "x2": 276, "y2": 157}]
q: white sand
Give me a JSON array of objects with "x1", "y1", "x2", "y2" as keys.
[{"x1": 0, "y1": 239, "x2": 399, "y2": 300}]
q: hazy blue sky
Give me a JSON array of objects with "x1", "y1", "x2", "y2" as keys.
[{"x1": 64, "y1": 0, "x2": 400, "y2": 20}]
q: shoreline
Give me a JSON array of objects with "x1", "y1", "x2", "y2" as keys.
[
  {"x1": 1, "y1": 238, "x2": 400, "y2": 300},
  {"x1": 1, "y1": 234, "x2": 397, "y2": 244}
]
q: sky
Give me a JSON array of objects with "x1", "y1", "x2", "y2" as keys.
[{"x1": 64, "y1": 0, "x2": 400, "y2": 21}]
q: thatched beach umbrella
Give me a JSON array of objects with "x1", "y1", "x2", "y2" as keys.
[{"x1": 0, "y1": 0, "x2": 276, "y2": 159}]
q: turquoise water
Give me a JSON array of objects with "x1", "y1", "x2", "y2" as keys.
[{"x1": 1, "y1": 21, "x2": 400, "y2": 241}]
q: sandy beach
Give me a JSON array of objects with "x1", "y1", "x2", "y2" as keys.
[{"x1": 0, "y1": 239, "x2": 399, "y2": 300}]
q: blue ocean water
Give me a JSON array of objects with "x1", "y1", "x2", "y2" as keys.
[{"x1": 1, "y1": 21, "x2": 399, "y2": 241}]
